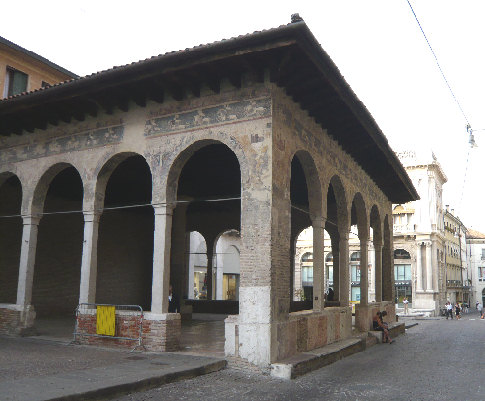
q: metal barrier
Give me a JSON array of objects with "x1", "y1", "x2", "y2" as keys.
[{"x1": 72, "y1": 303, "x2": 145, "y2": 351}]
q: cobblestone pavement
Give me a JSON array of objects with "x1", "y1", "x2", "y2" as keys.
[{"x1": 117, "y1": 311, "x2": 485, "y2": 401}]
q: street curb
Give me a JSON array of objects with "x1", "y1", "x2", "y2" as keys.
[
  {"x1": 405, "y1": 323, "x2": 418, "y2": 329},
  {"x1": 47, "y1": 359, "x2": 227, "y2": 401}
]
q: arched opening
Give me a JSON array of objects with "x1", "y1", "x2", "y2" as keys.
[
  {"x1": 290, "y1": 152, "x2": 322, "y2": 311},
  {"x1": 293, "y1": 227, "x2": 312, "y2": 303},
  {"x1": 482, "y1": 288, "x2": 485, "y2": 306},
  {"x1": 350, "y1": 250, "x2": 361, "y2": 303},
  {"x1": 215, "y1": 230, "x2": 240, "y2": 301},
  {"x1": 187, "y1": 231, "x2": 207, "y2": 300},
  {"x1": 171, "y1": 142, "x2": 241, "y2": 356},
  {"x1": 32, "y1": 166, "x2": 84, "y2": 336},
  {"x1": 0, "y1": 174, "x2": 22, "y2": 303},
  {"x1": 325, "y1": 176, "x2": 349, "y2": 306},
  {"x1": 325, "y1": 250, "x2": 334, "y2": 300},
  {"x1": 394, "y1": 248, "x2": 412, "y2": 307},
  {"x1": 96, "y1": 155, "x2": 154, "y2": 310}
]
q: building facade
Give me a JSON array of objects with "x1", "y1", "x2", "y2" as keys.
[
  {"x1": 0, "y1": 17, "x2": 417, "y2": 370},
  {"x1": 466, "y1": 229, "x2": 485, "y2": 307},
  {"x1": 392, "y1": 150, "x2": 447, "y2": 315},
  {"x1": 443, "y1": 209, "x2": 469, "y2": 305},
  {"x1": 0, "y1": 36, "x2": 77, "y2": 99}
]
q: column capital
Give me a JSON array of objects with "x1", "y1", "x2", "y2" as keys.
[
  {"x1": 152, "y1": 203, "x2": 174, "y2": 216},
  {"x1": 83, "y1": 211, "x2": 101, "y2": 223},
  {"x1": 312, "y1": 216, "x2": 326, "y2": 229},
  {"x1": 424, "y1": 241, "x2": 432, "y2": 248},
  {"x1": 21, "y1": 215, "x2": 41, "y2": 226}
]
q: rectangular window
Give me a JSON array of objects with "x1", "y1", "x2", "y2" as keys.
[
  {"x1": 481, "y1": 249, "x2": 485, "y2": 259},
  {"x1": 351, "y1": 265, "x2": 360, "y2": 282},
  {"x1": 394, "y1": 264, "x2": 411, "y2": 280},
  {"x1": 3, "y1": 67, "x2": 28, "y2": 97}
]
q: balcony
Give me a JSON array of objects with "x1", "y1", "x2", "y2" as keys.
[{"x1": 393, "y1": 224, "x2": 414, "y2": 233}]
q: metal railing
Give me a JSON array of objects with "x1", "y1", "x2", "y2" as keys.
[{"x1": 72, "y1": 303, "x2": 145, "y2": 351}]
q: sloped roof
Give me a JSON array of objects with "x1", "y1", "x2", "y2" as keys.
[
  {"x1": 0, "y1": 16, "x2": 418, "y2": 204},
  {"x1": 467, "y1": 228, "x2": 485, "y2": 239},
  {"x1": 0, "y1": 36, "x2": 78, "y2": 80}
]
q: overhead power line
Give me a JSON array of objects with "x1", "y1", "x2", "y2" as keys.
[{"x1": 406, "y1": 0, "x2": 470, "y2": 125}]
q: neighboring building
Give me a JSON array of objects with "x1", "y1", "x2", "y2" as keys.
[
  {"x1": 0, "y1": 16, "x2": 418, "y2": 371},
  {"x1": 392, "y1": 150, "x2": 447, "y2": 315},
  {"x1": 0, "y1": 36, "x2": 77, "y2": 99},
  {"x1": 443, "y1": 208, "x2": 469, "y2": 305},
  {"x1": 466, "y1": 228, "x2": 485, "y2": 306}
]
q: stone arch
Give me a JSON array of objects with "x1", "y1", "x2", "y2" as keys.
[
  {"x1": 93, "y1": 151, "x2": 151, "y2": 211},
  {"x1": 95, "y1": 152, "x2": 154, "y2": 310},
  {"x1": 32, "y1": 163, "x2": 84, "y2": 317},
  {"x1": 370, "y1": 205, "x2": 382, "y2": 246},
  {"x1": 31, "y1": 162, "x2": 84, "y2": 215},
  {"x1": 167, "y1": 140, "x2": 242, "y2": 304},
  {"x1": 213, "y1": 229, "x2": 241, "y2": 301},
  {"x1": 351, "y1": 192, "x2": 368, "y2": 240},
  {"x1": 164, "y1": 138, "x2": 248, "y2": 205},
  {"x1": 326, "y1": 175, "x2": 349, "y2": 232},
  {"x1": 290, "y1": 150, "x2": 323, "y2": 219}
]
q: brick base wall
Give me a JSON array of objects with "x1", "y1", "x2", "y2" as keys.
[
  {"x1": 0, "y1": 305, "x2": 36, "y2": 336},
  {"x1": 75, "y1": 310, "x2": 181, "y2": 351}
]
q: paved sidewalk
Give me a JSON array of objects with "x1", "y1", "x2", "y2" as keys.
[{"x1": 0, "y1": 336, "x2": 225, "y2": 401}]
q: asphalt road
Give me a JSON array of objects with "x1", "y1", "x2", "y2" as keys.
[{"x1": 117, "y1": 311, "x2": 485, "y2": 401}]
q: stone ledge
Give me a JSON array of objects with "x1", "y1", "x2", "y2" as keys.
[
  {"x1": 270, "y1": 337, "x2": 364, "y2": 380},
  {"x1": 368, "y1": 322, "x2": 405, "y2": 343}
]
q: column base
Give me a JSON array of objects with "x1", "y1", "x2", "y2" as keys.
[{"x1": 0, "y1": 304, "x2": 36, "y2": 336}]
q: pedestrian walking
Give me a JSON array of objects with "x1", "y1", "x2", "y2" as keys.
[
  {"x1": 446, "y1": 301, "x2": 453, "y2": 320},
  {"x1": 478, "y1": 302, "x2": 483, "y2": 318},
  {"x1": 455, "y1": 302, "x2": 461, "y2": 320},
  {"x1": 403, "y1": 297, "x2": 409, "y2": 314}
]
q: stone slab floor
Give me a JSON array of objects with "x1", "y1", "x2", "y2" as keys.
[{"x1": 117, "y1": 311, "x2": 485, "y2": 401}]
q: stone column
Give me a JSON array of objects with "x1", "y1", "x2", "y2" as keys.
[
  {"x1": 369, "y1": 243, "x2": 375, "y2": 302},
  {"x1": 16, "y1": 215, "x2": 41, "y2": 307},
  {"x1": 360, "y1": 238, "x2": 369, "y2": 305},
  {"x1": 206, "y1": 239, "x2": 215, "y2": 301},
  {"x1": 374, "y1": 242, "x2": 382, "y2": 302},
  {"x1": 312, "y1": 216, "x2": 326, "y2": 311},
  {"x1": 331, "y1": 235, "x2": 340, "y2": 301},
  {"x1": 151, "y1": 205, "x2": 173, "y2": 314},
  {"x1": 79, "y1": 211, "x2": 101, "y2": 304},
  {"x1": 382, "y1": 244, "x2": 392, "y2": 302},
  {"x1": 339, "y1": 232, "x2": 350, "y2": 304},
  {"x1": 425, "y1": 241, "x2": 433, "y2": 292},
  {"x1": 416, "y1": 242, "x2": 423, "y2": 291}
]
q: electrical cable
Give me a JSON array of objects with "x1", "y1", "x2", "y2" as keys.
[{"x1": 406, "y1": 0, "x2": 470, "y2": 125}]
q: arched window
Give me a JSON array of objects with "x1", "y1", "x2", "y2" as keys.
[
  {"x1": 301, "y1": 252, "x2": 313, "y2": 263},
  {"x1": 394, "y1": 249, "x2": 411, "y2": 259},
  {"x1": 350, "y1": 251, "x2": 360, "y2": 261},
  {"x1": 325, "y1": 252, "x2": 333, "y2": 262},
  {"x1": 301, "y1": 252, "x2": 313, "y2": 287}
]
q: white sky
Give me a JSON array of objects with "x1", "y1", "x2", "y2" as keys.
[{"x1": 3, "y1": 0, "x2": 485, "y2": 230}]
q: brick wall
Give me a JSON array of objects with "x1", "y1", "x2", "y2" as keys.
[{"x1": 75, "y1": 310, "x2": 180, "y2": 351}]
